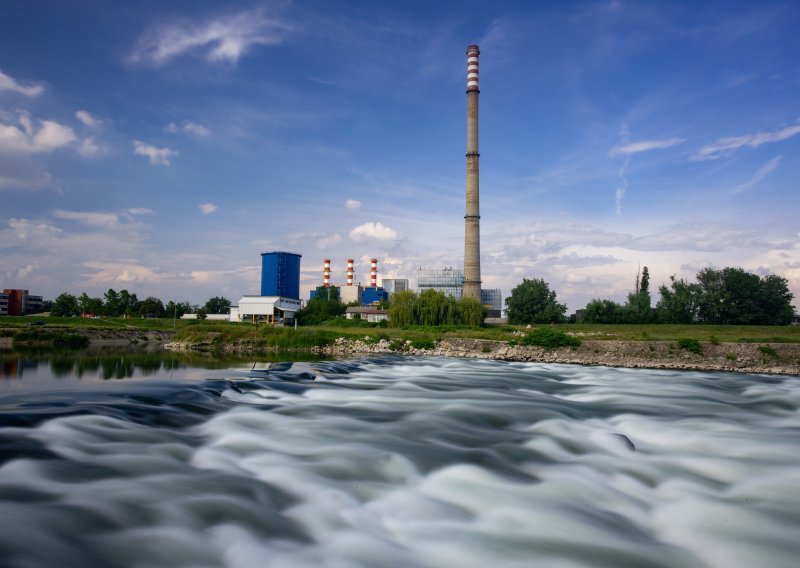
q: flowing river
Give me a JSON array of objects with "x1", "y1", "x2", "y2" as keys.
[{"x1": 1, "y1": 353, "x2": 798, "y2": 567}]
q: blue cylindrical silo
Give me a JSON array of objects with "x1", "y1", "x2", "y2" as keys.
[{"x1": 261, "y1": 251, "x2": 302, "y2": 299}]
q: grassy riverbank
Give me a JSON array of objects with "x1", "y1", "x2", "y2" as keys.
[{"x1": 3, "y1": 316, "x2": 800, "y2": 346}]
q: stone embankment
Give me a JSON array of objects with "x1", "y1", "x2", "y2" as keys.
[
  {"x1": 321, "y1": 337, "x2": 800, "y2": 375},
  {"x1": 1, "y1": 327, "x2": 174, "y2": 348}
]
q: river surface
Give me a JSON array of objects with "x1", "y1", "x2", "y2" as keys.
[{"x1": 0, "y1": 352, "x2": 798, "y2": 568}]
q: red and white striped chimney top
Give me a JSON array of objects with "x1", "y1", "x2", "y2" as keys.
[{"x1": 467, "y1": 44, "x2": 479, "y2": 92}]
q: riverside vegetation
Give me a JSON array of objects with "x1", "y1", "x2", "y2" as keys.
[{"x1": 3, "y1": 316, "x2": 800, "y2": 373}]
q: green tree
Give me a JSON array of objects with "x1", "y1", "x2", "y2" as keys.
[
  {"x1": 118, "y1": 289, "x2": 139, "y2": 317},
  {"x1": 624, "y1": 266, "x2": 653, "y2": 323},
  {"x1": 165, "y1": 300, "x2": 191, "y2": 319},
  {"x1": 103, "y1": 288, "x2": 121, "y2": 316},
  {"x1": 656, "y1": 275, "x2": 701, "y2": 323},
  {"x1": 77, "y1": 292, "x2": 104, "y2": 316},
  {"x1": 204, "y1": 296, "x2": 231, "y2": 315},
  {"x1": 387, "y1": 290, "x2": 416, "y2": 327},
  {"x1": 505, "y1": 278, "x2": 567, "y2": 324},
  {"x1": 297, "y1": 286, "x2": 346, "y2": 325},
  {"x1": 759, "y1": 274, "x2": 795, "y2": 325},
  {"x1": 51, "y1": 293, "x2": 79, "y2": 316},
  {"x1": 139, "y1": 297, "x2": 165, "y2": 318},
  {"x1": 582, "y1": 299, "x2": 624, "y2": 323},
  {"x1": 195, "y1": 307, "x2": 208, "y2": 320},
  {"x1": 458, "y1": 296, "x2": 487, "y2": 327}
]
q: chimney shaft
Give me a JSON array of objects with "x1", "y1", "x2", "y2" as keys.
[
  {"x1": 346, "y1": 258, "x2": 354, "y2": 286},
  {"x1": 463, "y1": 44, "x2": 482, "y2": 300},
  {"x1": 323, "y1": 259, "x2": 331, "y2": 287},
  {"x1": 370, "y1": 258, "x2": 378, "y2": 288}
]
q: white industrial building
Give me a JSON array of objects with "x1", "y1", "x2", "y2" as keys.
[
  {"x1": 344, "y1": 306, "x2": 388, "y2": 323},
  {"x1": 234, "y1": 296, "x2": 302, "y2": 324}
]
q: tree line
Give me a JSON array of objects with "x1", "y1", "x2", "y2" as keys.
[
  {"x1": 49, "y1": 289, "x2": 231, "y2": 319},
  {"x1": 503, "y1": 266, "x2": 795, "y2": 326}
]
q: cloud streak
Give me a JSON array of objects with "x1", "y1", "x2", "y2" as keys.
[
  {"x1": 610, "y1": 137, "x2": 685, "y2": 156},
  {"x1": 732, "y1": 156, "x2": 782, "y2": 194},
  {"x1": 0, "y1": 70, "x2": 44, "y2": 96},
  {"x1": 129, "y1": 9, "x2": 291, "y2": 66},
  {"x1": 693, "y1": 121, "x2": 800, "y2": 160},
  {"x1": 0, "y1": 112, "x2": 77, "y2": 154},
  {"x1": 198, "y1": 203, "x2": 218, "y2": 215},
  {"x1": 133, "y1": 140, "x2": 178, "y2": 165}
]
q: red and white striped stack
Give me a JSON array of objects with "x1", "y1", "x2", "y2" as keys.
[
  {"x1": 346, "y1": 259, "x2": 354, "y2": 286},
  {"x1": 370, "y1": 258, "x2": 378, "y2": 288},
  {"x1": 323, "y1": 259, "x2": 331, "y2": 287},
  {"x1": 467, "y1": 45, "x2": 479, "y2": 92}
]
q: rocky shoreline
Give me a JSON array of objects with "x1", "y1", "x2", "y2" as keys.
[{"x1": 164, "y1": 336, "x2": 800, "y2": 375}]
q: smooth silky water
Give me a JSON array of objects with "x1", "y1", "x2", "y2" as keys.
[{"x1": 0, "y1": 352, "x2": 798, "y2": 567}]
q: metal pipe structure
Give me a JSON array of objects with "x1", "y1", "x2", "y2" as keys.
[{"x1": 463, "y1": 44, "x2": 482, "y2": 300}]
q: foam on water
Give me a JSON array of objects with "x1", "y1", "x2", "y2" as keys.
[{"x1": 0, "y1": 357, "x2": 798, "y2": 567}]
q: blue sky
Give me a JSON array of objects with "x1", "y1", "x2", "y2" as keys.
[{"x1": 1, "y1": 0, "x2": 799, "y2": 313}]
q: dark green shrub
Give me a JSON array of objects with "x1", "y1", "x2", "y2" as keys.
[
  {"x1": 709, "y1": 335, "x2": 720, "y2": 346},
  {"x1": 519, "y1": 328, "x2": 581, "y2": 349},
  {"x1": 677, "y1": 338, "x2": 703, "y2": 355},
  {"x1": 411, "y1": 339, "x2": 435, "y2": 350},
  {"x1": 758, "y1": 345, "x2": 778, "y2": 358}
]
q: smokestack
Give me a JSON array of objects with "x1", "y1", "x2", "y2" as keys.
[
  {"x1": 463, "y1": 44, "x2": 482, "y2": 300},
  {"x1": 370, "y1": 258, "x2": 378, "y2": 288},
  {"x1": 323, "y1": 259, "x2": 331, "y2": 287},
  {"x1": 346, "y1": 258, "x2": 354, "y2": 286}
]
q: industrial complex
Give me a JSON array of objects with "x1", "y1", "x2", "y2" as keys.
[{"x1": 226, "y1": 44, "x2": 501, "y2": 324}]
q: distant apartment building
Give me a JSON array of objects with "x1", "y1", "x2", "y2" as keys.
[{"x1": 1, "y1": 289, "x2": 44, "y2": 316}]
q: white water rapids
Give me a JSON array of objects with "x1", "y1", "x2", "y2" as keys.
[{"x1": 0, "y1": 357, "x2": 798, "y2": 567}]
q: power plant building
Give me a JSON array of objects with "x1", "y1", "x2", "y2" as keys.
[
  {"x1": 381, "y1": 279, "x2": 409, "y2": 295},
  {"x1": 260, "y1": 251, "x2": 301, "y2": 299},
  {"x1": 418, "y1": 267, "x2": 464, "y2": 300},
  {"x1": 236, "y1": 251, "x2": 302, "y2": 324}
]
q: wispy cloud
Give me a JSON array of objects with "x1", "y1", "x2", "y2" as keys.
[
  {"x1": 732, "y1": 156, "x2": 782, "y2": 194},
  {"x1": 198, "y1": 202, "x2": 218, "y2": 215},
  {"x1": 0, "y1": 70, "x2": 44, "y2": 96},
  {"x1": 345, "y1": 198, "x2": 361, "y2": 210},
  {"x1": 609, "y1": 137, "x2": 685, "y2": 156},
  {"x1": 75, "y1": 110, "x2": 102, "y2": 128},
  {"x1": 350, "y1": 222, "x2": 397, "y2": 241},
  {"x1": 166, "y1": 121, "x2": 210, "y2": 137},
  {"x1": 129, "y1": 9, "x2": 291, "y2": 66},
  {"x1": 52, "y1": 207, "x2": 154, "y2": 227},
  {"x1": 693, "y1": 121, "x2": 800, "y2": 160},
  {"x1": 133, "y1": 140, "x2": 178, "y2": 166}
]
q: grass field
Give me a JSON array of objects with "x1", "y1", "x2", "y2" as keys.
[{"x1": 2, "y1": 316, "x2": 798, "y2": 345}]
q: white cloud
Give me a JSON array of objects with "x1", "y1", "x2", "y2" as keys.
[
  {"x1": 0, "y1": 112, "x2": 76, "y2": 154},
  {"x1": 733, "y1": 156, "x2": 782, "y2": 194},
  {"x1": 125, "y1": 208, "x2": 154, "y2": 216},
  {"x1": 0, "y1": 70, "x2": 44, "y2": 96},
  {"x1": 0, "y1": 171, "x2": 53, "y2": 191},
  {"x1": 316, "y1": 233, "x2": 341, "y2": 249},
  {"x1": 609, "y1": 137, "x2": 685, "y2": 156},
  {"x1": 129, "y1": 9, "x2": 291, "y2": 66},
  {"x1": 166, "y1": 120, "x2": 210, "y2": 137},
  {"x1": 693, "y1": 121, "x2": 800, "y2": 160},
  {"x1": 133, "y1": 140, "x2": 178, "y2": 165},
  {"x1": 78, "y1": 137, "x2": 102, "y2": 158},
  {"x1": 84, "y1": 261, "x2": 161, "y2": 285},
  {"x1": 75, "y1": 110, "x2": 102, "y2": 128},
  {"x1": 350, "y1": 221, "x2": 398, "y2": 241},
  {"x1": 53, "y1": 209, "x2": 121, "y2": 228},
  {"x1": 345, "y1": 198, "x2": 362, "y2": 210},
  {"x1": 198, "y1": 202, "x2": 218, "y2": 215}
]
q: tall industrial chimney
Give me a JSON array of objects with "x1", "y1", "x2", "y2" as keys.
[
  {"x1": 370, "y1": 258, "x2": 378, "y2": 288},
  {"x1": 463, "y1": 44, "x2": 482, "y2": 300},
  {"x1": 323, "y1": 259, "x2": 331, "y2": 287},
  {"x1": 346, "y1": 258, "x2": 354, "y2": 286}
]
